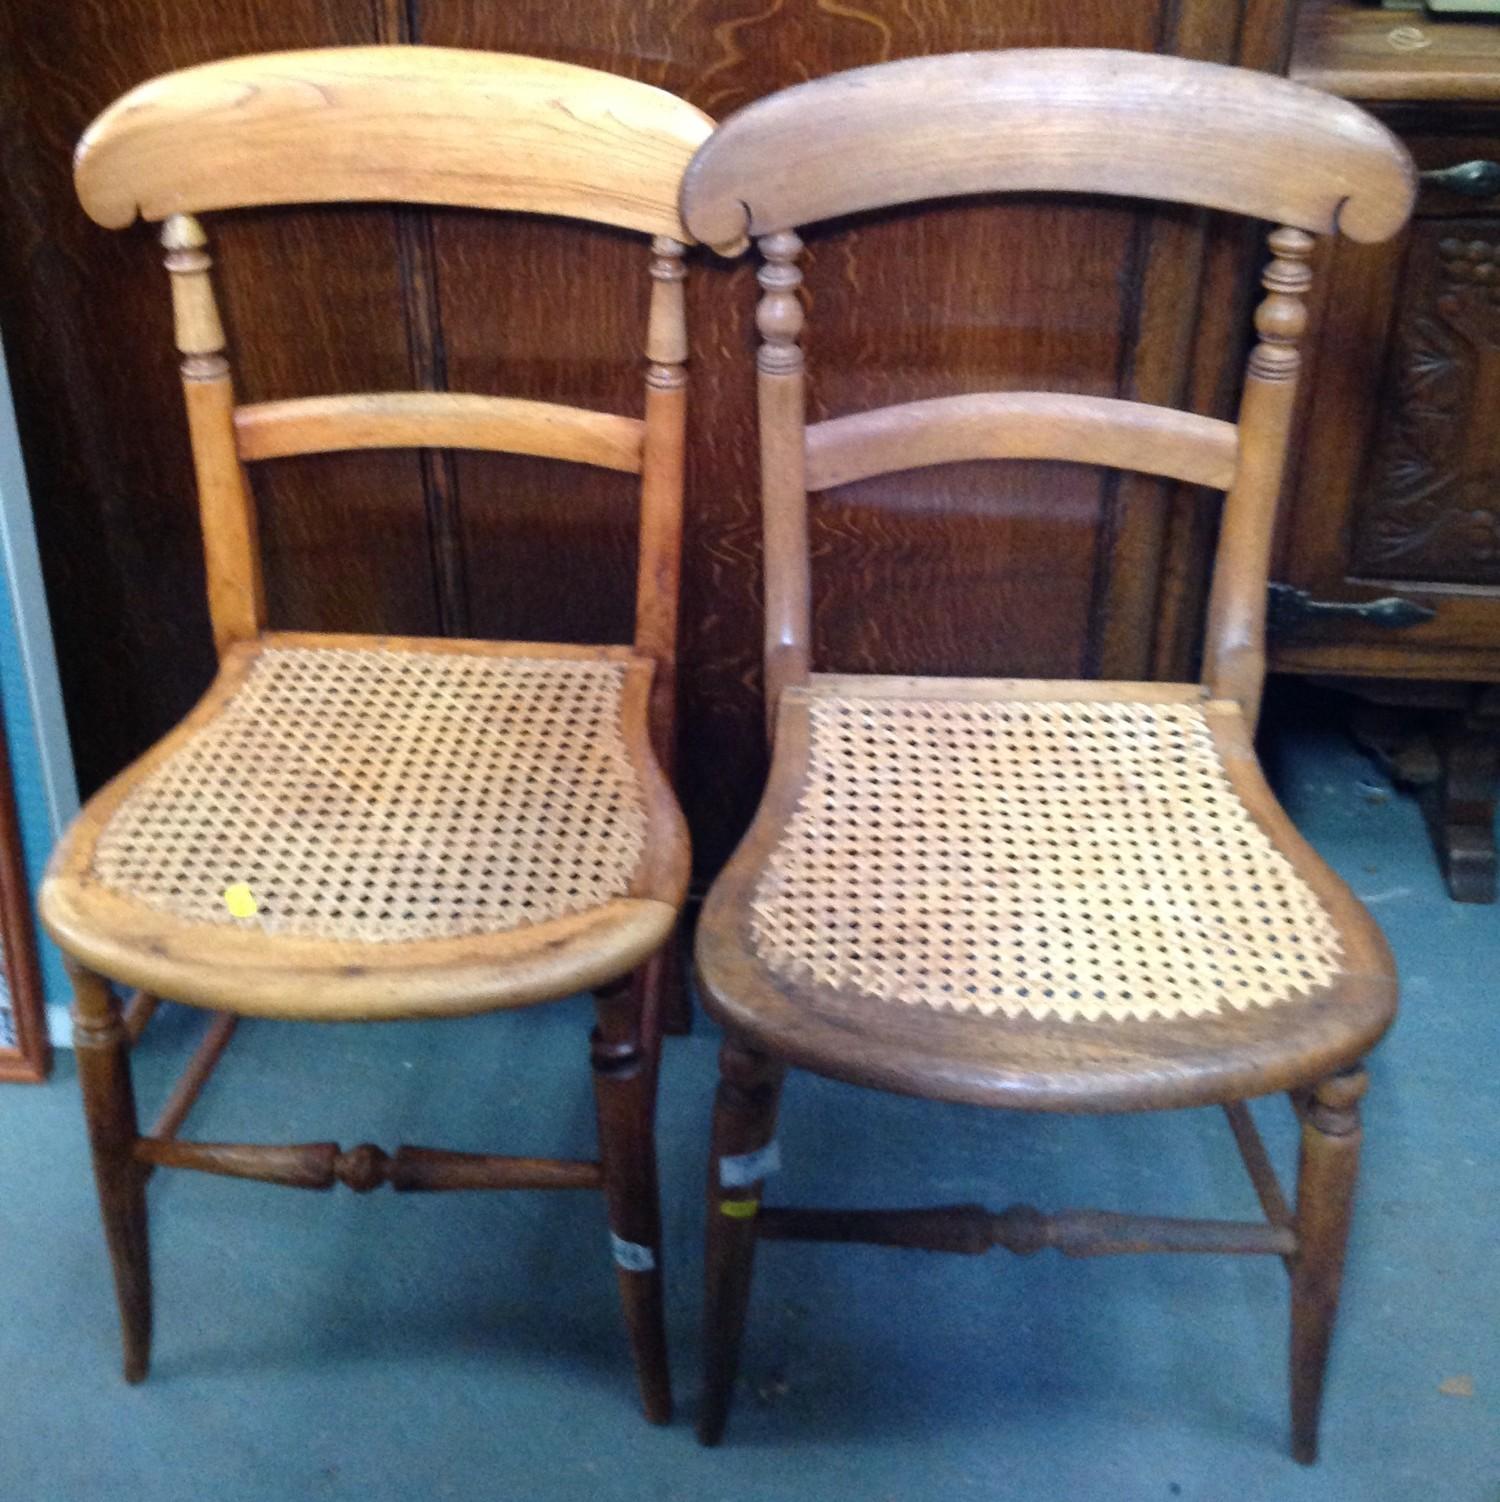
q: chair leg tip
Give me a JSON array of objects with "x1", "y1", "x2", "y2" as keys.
[
  {"x1": 639, "y1": 1384, "x2": 673, "y2": 1426},
  {"x1": 123, "y1": 1356, "x2": 149, "y2": 1384},
  {"x1": 1291, "y1": 1434, "x2": 1318, "y2": 1466}
]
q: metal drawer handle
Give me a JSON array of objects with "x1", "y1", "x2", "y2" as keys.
[
  {"x1": 1266, "y1": 584, "x2": 1436, "y2": 640},
  {"x1": 1421, "y1": 160, "x2": 1500, "y2": 199}
]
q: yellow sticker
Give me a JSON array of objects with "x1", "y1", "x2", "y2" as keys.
[
  {"x1": 719, "y1": 1198, "x2": 759, "y2": 1220},
  {"x1": 223, "y1": 883, "x2": 259, "y2": 919}
]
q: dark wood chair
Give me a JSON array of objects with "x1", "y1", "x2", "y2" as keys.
[
  {"x1": 39, "y1": 46, "x2": 709, "y2": 1422},
  {"x1": 681, "y1": 49, "x2": 1416, "y2": 1459}
]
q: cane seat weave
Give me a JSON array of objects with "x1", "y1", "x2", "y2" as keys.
[
  {"x1": 750, "y1": 689, "x2": 1343, "y2": 1025},
  {"x1": 92, "y1": 643, "x2": 647, "y2": 942},
  {"x1": 40, "y1": 634, "x2": 688, "y2": 1019},
  {"x1": 696, "y1": 678, "x2": 1395, "y2": 1110}
]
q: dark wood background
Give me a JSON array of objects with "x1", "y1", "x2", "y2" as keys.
[{"x1": 0, "y1": 0, "x2": 1295, "y2": 879}]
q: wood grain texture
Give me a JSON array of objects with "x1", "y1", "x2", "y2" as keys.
[
  {"x1": 75, "y1": 48, "x2": 712, "y2": 238},
  {"x1": 805, "y1": 393, "x2": 1239, "y2": 493},
  {"x1": 679, "y1": 50, "x2": 1415, "y2": 252},
  {"x1": 234, "y1": 392, "x2": 647, "y2": 472},
  {"x1": 430, "y1": 212, "x2": 648, "y2": 668},
  {"x1": 214, "y1": 207, "x2": 441, "y2": 644},
  {"x1": 1293, "y1": 0, "x2": 1500, "y2": 104}
]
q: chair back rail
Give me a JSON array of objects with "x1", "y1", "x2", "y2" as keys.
[
  {"x1": 679, "y1": 49, "x2": 1413, "y2": 252},
  {"x1": 805, "y1": 394, "x2": 1239, "y2": 493},
  {"x1": 77, "y1": 49, "x2": 703, "y2": 745},
  {"x1": 75, "y1": 47, "x2": 711, "y2": 239},
  {"x1": 234, "y1": 394, "x2": 647, "y2": 473},
  {"x1": 677, "y1": 50, "x2": 1416, "y2": 732}
]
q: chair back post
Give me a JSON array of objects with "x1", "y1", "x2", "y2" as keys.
[
  {"x1": 1202, "y1": 226, "x2": 1315, "y2": 729},
  {"x1": 635, "y1": 234, "x2": 689, "y2": 771},
  {"x1": 160, "y1": 212, "x2": 265, "y2": 654},
  {"x1": 755, "y1": 230, "x2": 811, "y2": 741}
]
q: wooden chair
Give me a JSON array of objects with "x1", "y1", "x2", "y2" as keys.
[
  {"x1": 682, "y1": 49, "x2": 1415, "y2": 1459},
  {"x1": 40, "y1": 47, "x2": 708, "y2": 1421}
]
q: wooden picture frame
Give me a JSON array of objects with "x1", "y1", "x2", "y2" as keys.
[{"x1": 0, "y1": 701, "x2": 49, "y2": 1081}]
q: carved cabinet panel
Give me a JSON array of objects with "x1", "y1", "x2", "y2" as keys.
[
  {"x1": 1274, "y1": 123, "x2": 1500, "y2": 684},
  {"x1": 1353, "y1": 221, "x2": 1500, "y2": 588}
]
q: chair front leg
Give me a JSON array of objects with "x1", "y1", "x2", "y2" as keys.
[
  {"x1": 1290, "y1": 1065, "x2": 1366, "y2": 1464},
  {"x1": 69, "y1": 963, "x2": 152, "y2": 1383},
  {"x1": 591, "y1": 972, "x2": 671, "y2": 1423},
  {"x1": 700, "y1": 1034, "x2": 786, "y2": 1445}
]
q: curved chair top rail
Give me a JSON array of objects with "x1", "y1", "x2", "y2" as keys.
[
  {"x1": 680, "y1": 48, "x2": 1415, "y2": 252},
  {"x1": 76, "y1": 46, "x2": 713, "y2": 240}
]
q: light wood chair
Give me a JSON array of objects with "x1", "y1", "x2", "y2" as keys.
[
  {"x1": 681, "y1": 49, "x2": 1416, "y2": 1458},
  {"x1": 40, "y1": 46, "x2": 708, "y2": 1421}
]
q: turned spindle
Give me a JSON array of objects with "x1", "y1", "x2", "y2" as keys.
[
  {"x1": 1203, "y1": 225, "x2": 1315, "y2": 728},
  {"x1": 756, "y1": 230, "x2": 811, "y2": 737},
  {"x1": 637, "y1": 234, "x2": 688, "y2": 772},
  {"x1": 160, "y1": 213, "x2": 264, "y2": 653}
]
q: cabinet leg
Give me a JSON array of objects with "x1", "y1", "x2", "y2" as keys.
[
  {"x1": 70, "y1": 964, "x2": 151, "y2": 1383},
  {"x1": 591, "y1": 975, "x2": 671, "y2": 1423},
  {"x1": 700, "y1": 1035, "x2": 785, "y2": 1446},
  {"x1": 1289, "y1": 1066, "x2": 1366, "y2": 1465},
  {"x1": 1434, "y1": 717, "x2": 1498, "y2": 903}
]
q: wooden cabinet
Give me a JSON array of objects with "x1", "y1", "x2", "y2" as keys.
[
  {"x1": 1279, "y1": 2, "x2": 1500, "y2": 899},
  {"x1": 0, "y1": 0, "x2": 1295, "y2": 878}
]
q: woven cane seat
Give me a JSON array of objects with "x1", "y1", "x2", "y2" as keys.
[
  {"x1": 695, "y1": 677, "x2": 1396, "y2": 1111},
  {"x1": 41, "y1": 634, "x2": 689, "y2": 1020}
]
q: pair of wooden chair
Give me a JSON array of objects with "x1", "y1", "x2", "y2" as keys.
[{"x1": 41, "y1": 46, "x2": 1415, "y2": 1460}]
